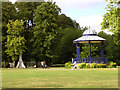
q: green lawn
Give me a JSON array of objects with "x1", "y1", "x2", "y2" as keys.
[{"x1": 2, "y1": 68, "x2": 118, "y2": 88}]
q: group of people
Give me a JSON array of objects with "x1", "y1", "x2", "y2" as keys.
[
  {"x1": 8, "y1": 59, "x2": 79, "y2": 69},
  {"x1": 41, "y1": 59, "x2": 80, "y2": 70}
]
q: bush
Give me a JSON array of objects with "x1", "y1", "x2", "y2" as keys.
[
  {"x1": 77, "y1": 64, "x2": 81, "y2": 68},
  {"x1": 91, "y1": 63, "x2": 97, "y2": 68},
  {"x1": 107, "y1": 66, "x2": 112, "y2": 68},
  {"x1": 2, "y1": 62, "x2": 4, "y2": 67},
  {"x1": 78, "y1": 63, "x2": 86, "y2": 68},
  {"x1": 112, "y1": 63, "x2": 116, "y2": 68},
  {"x1": 116, "y1": 66, "x2": 119, "y2": 68},
  {"x1": 65, "y1": 61, "x2": 72, "y2": 69},
  {"x1": 86, "y1": 63, "x2": 90, "y2": 68},
  {"x1": 2, "y1": 62, "x2": 9, "y2": 68},
  {"x1": 108, "y1": 61, "x2": 116, "y2": 68},
  {"x1": 97, "y1": 64, "x2": 107, "y2": 68}
]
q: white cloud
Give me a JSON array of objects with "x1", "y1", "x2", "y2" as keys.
[
  {"x1": 77, "y1": 15, "x2": 113, "y2": 34},
  {"x1": 54, "y1": 0, "x2": 105, "y2": 8},
  {"x1": 77, "y1": 15, "x2": 103, "y2": 27}
]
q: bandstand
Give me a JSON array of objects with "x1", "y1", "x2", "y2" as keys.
[{"x1": 73, "y1": 28, "x2": 108, "y2": 64}]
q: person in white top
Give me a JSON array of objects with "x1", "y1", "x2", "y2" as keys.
[{"x1": 72, "y1": 60, "x2": 80, "y2": 70}]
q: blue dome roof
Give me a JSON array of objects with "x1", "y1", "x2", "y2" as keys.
[{"x1": 73, "y1": 28, "x2": 106, "y2": 43}]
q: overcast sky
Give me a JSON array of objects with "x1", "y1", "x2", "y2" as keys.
[{"x1": 9, "y1": 0, "x2": 112, "y2": 34}]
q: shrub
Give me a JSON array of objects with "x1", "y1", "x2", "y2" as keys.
[
  {"x1": 91, "y1": 63, "x2": 97, "y2": 68},
  {"x1": 86, "y1": 63, "x2": 90, "y2": 68},
  {"x1": 112, "y1": 63, "x2": 116, "y2": 68},
  {"x1": 77, "y1": 64, "x2": 81, "y2": 68},
  {"x1": 2, "y1": 62, "x2": 4, "y2": 67},
  {"x1": 108, "y1": 61, "x2": 116, "y2": 68},
  {"x1": 78, "y1": 63, "x2": 86, "y2": 68},
  {"x1": 116, "y1": 66, "x2": 119, "y2": 68},
  {"x1": 107, "y1": 66, "x2": 112, "y2": 68},
  {"x1": 2, "y1": 62, "x2": 9, "y2": 68},
  {"x1": 109, "y1": 61, "x2": 113, "y2": 66},
  {"x1": 65, "y1": 61, "x2": 72, "y2": 69},
  {"x1": 97, "y1": 64, "x2": 107, "y2": 68}
]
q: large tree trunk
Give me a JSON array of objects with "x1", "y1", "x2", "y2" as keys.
[{"x1": 16, "y1": 53, "x2": 26, "y2": 68}]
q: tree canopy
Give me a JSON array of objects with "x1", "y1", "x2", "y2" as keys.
[
  {"x1": 101, "y1": 1, "x2": 120, "y2": 45},
  {"x1": 2, "y1": 1, "x2": 120, "y2": 67},
  {"x1": 5, "y1": 20, "x2": 26, "y2": 61},
  {"x1": 101, "y1": 1, "x2": 120, "y2": 64},
  {"x1": 32, "y1": 2, "x2": 61, "y2": 61}
]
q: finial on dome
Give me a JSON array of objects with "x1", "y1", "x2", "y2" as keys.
[{"x1": 83, "y1": 28, "x2": 97, "y2": 36}]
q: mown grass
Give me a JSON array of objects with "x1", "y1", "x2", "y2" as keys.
[{"x1": 2, "y1": 68, "x2": 118, "y2": 88}]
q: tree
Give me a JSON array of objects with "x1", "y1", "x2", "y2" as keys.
[
  {"x1": 101, "y1": 1, "x2": 120, "y2": 64},
  {"x1": 15, "y1": 2, "x2": 43, "y2": 27},
  {"x1": 80, "y1": 44, "x2": 99, "y2": 58},
  {"x1": 53, "y1": 28, "x2": 83, "y2": 64},
  {"x1": 101, "y1": 1, "x2": 120, "y2": 45},
  {"x1": 98, "y1": 31, "x2": 119, "y2": 64},
  {"x1": 57, "y1": 14, "x2": 80, "y2": 30},
  {"x1": 5, "y1": 20, "x2": 26, "y2": 68},
  {"x1": 2, "y1": 2, "x2": 17, "y2": 67},
  {"x1": 14, "y1": 2, "x2": 44, "y2": 67},
  {"x1": 32, "y1": 2, "x2": 61, "y2": 65},
  {"x1": 57, "y1": 14, "x2": 74, "y2": 29}
]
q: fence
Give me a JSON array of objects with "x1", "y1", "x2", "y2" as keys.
[{"x1": 73, "y1": 57, "x2": 108, "y2": 64}]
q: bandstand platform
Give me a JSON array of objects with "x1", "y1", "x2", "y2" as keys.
[{"x1": 73, "y1": 28, "x2": 108, "y2": 64}]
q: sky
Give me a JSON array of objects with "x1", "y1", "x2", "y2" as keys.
[{"x1": 9, "y1": 0, "x2": 113, "y2": 34}]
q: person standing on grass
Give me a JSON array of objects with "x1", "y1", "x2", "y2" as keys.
[
  {"x1": 72, "y1": 58, "x2": 74, "y2": 63},
  {"x1": 41, "y1": 61, "x2": 47, "y2": 69},
  {"x1": 41, "y1": 61, "x2": 45, "y2": 69},
  {"x1": 72, "y1": 60, "x2": 80, "y2": 70}
]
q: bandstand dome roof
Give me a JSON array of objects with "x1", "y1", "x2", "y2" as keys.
[{"x1": 73, "y1": 28, "x2": 106, "y2": 43}]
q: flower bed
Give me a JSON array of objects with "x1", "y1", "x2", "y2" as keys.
[{"x1": 65, "y1": 61, "x2": 117, "y2": 69}]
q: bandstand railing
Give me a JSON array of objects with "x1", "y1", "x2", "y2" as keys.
[{"x1": 73, "y1": 57, "x2": 108, "y2": 64}]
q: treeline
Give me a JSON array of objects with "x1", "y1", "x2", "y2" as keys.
[{"x1": 2, "y1": 1, "x2": 120, "y2": 68}]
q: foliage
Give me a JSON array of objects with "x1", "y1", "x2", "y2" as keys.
[
  {"x1": 86, "y1": 63, "x2": 90, "y2": 68},
  {"x1": 2, "y1": 2, "x2": 16, "y2": 26},
  {"x1": 57, "y1": 14, "x2": 80, "y2": 29},
  {"x1": 65, "y1": 61, "x2": 72, "y2": 69},
  {"x1": 101, "y1": 1, "x2": 120, "y2": 34},
  {"x1": 101, "y1": 1, "x2": 120, "y2": 52},
  {"x1": 97, "y1": 64, "x2": 107, "y2": 68},
  {"x1": 80, "y1": 44, "x2": 99, "y2": 58},
  {"x1": 91, "y1": 63, "x2": 97, "y2": 68},
  {"x1": 101, "y1": 1, "x2": 120, "y2": 65},
  {"x1": 78, "y1": 63, "x2": 86, "y2": 68},
  {"x1": 5, "y1": 20, "x2": 26, "y2": 61},
  {"x1": 54, "y1": 28, "x2": 83, "y2": 64},
  {"x1": 2, "y1": 1, "x2": 120, "y2": 67},
  {"x1": 2, "y1": 2, "x2": 17, "y2": 64},
  {"x1": 15, "y1": 2, "x2": 43, "y2": 26},
  {"x1": 98, "y1": 31, "x2": 120, "y2": 64},
  {"x1": 14, "y1": 2, "x2": 44, "y2": 66},
  {"x1": 108, "y1": 61, "x2": 116, "y2": 67},
  {"x1": 2, "y1": 62, "x2": 9, "y2": 68},
  {"x1": 32, "y1": 2, "x2": 61, "y2": 61}
]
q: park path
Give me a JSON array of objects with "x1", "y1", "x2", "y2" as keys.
[{"x1": 32, "y1": 68, "x2": 118, "y2": 71}]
